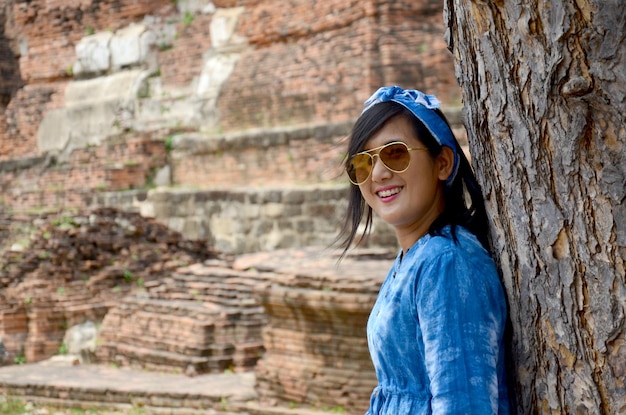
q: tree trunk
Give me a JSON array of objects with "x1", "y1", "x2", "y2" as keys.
[{"x1": 444, "y1": 0, "x2": 625, "y2": 414}]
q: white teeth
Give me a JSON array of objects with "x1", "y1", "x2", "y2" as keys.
[{"x1": 377, "y1": 188, "x2": 401, "y2": 198}]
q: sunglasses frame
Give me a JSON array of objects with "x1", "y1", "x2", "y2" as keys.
[{"x1": 346, "y1": 141, "x2": 428, "y2": 185}]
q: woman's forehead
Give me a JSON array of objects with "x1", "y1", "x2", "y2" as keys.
[{"x1": 363, "y1": 116, "x2": 419, "y2": 149}]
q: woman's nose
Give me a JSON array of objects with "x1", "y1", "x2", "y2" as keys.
[{"x1": 370, "y1": 155, "x2": 392, "y2": 182}]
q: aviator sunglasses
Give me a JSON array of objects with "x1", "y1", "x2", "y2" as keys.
[{"x1": 346, "y1": 141, "x2": 428, "y2": 185}]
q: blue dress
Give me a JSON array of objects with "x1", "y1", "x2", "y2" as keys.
[{"x1": 366, "y1": 226, "x2": 510, "y2": 414}]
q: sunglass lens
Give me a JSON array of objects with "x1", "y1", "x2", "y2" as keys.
[
  {"x1": 380, "y1": 143, "x2": 410, "y2": 171},
  {"x1": 348, "y1": 153, "x2": 372, "y2": 184}
]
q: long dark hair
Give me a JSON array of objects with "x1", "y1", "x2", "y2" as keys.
[{"x1": 336, "y1": 101, "x2": 490, "y2": 257}]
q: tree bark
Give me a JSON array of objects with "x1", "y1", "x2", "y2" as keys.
[{"x1": 444, "y1": 0, "x2": 625, "y2": 413}]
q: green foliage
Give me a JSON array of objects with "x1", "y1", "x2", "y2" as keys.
[
  {"x1": 182, "y1": 11, "x2": 194, "y2": 28},
  {"x1": 58, "y1": 343, "x2": 68, "y2": 355},
  {"x1": 52, "y1": 215, "x2": 75, "y2": 228},
  {"x1": 0, "y1": 397, "x2": 145, "y2": 414},
  {"x1": 159, "y1": 104, "x2": 171, "y2": 115},
  {"x1": 219, "y1": 397, "x2": 228, "y2": 411},
  {"x1": 123, "y1": 269, "x2": 134, "y2": 282},
  {"x1": 0, "y1": 397, "x2": 26, "y2": 414},
  {"x1": 157, "y1": 42, "x2": 173, "y2": 51},
  {"x1": 57, "y1": 216, "x2": 76, "y2": 228},
  {"x1": 37, "y1": 250, "x2": 51, "y2": 259},
  {"x1": 322, "y1": 405, "x2": 345, "y2": 413},
  {"x1": 165, "y1": 135, "x2": 174, "y2": 152},
  {"x1": 13, "y1": 354, "x2": 26, "y2": 365},
  {"x1": 120, "y1": 269, "x2": 144, "y2": 288}
]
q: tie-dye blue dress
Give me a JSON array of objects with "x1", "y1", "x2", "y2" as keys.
[{"x1": 366, "y1": 226, "x2": 510, "y2": 414}]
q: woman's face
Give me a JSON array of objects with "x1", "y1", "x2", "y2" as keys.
[{"x1": 357, "y1": 115, "x2": 452, "y2": 242}]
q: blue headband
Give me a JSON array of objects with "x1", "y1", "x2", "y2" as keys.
[{"x1": 362, "y1": 86, "x2": 459, "y2": 186}]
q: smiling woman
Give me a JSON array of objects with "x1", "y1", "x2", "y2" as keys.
[{"x1": 336, "y1": 86, "x2": 511, "y2": 415}]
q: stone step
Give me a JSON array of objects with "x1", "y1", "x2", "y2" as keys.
[
  {"x1": 0, "y1": 363, "x2": 257, "y2": 414},
  {"x1": 237, "y1": 402, "x2": 346, "y2": 415},
  {"x1": 0, "y1": 362, "x2": 355, "y2": 414},
  {"x1": 96, "y1": 341, "x2": 240, "y2": 373}
]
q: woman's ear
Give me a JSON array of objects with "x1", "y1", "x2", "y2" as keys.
[{"x1": 436, "y1": 146, "x2": 455, "y2": 182}]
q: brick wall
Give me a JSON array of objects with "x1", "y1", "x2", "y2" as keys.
[
  {"x1": 0, "y1": 0, "x2": 174, "y2": 161},
  {"x1": 219, "y1": 1, "x2": 377, "y2": 130},
  {"x1": 171, "y1": 121, "x2": 352, "y2": 190},
  {"x1": 13, "y1": 0, "x2": 174, "y2": 83},
  {"x1": 90, "y1": 185, "x2": 398, "y2": 255},
  {"x1": 149, "y1": 186, "x2": 356, "y2": 254},
  {"x1": 2, "y1": 134, "x2": 167, "y2": 213},
  {"x1": 157, "y1": 13, "x2": 213, "y2": 90},
  {"x1": 170, "y1": 109, "x2": 465, "y2": 192},
  {"x1": 219, "y1": 0, "x2": 460, "y2": 131},
  {"x1": 1, "y1": 0, "x2": 460, "y2": 213},
  {"x1": 376, "y1": 0, "x2": 461, "y2": 103},
  {"x1": 0, "y1": 83, "x2": 66, "y2": 161}
]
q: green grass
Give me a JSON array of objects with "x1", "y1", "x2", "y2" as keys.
[
  {"x1": 0, "y1": 397, "x2": 26, "y2": 415},
  {"x1": 0, "y1": 397, "x2": 148, "y2": 414}
]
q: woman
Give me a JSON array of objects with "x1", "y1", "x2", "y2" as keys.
[{"x1": 338, "y1": 86, "x2": 510, "y2": 414}]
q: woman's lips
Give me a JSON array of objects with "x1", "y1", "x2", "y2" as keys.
[{"x1": 376, "y1": 186, "x2": 402, "y2": 200}]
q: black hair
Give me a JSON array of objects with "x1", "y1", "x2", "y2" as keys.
[{"x1": 336, "y1": 101, "x2": 490, "y2": 258}]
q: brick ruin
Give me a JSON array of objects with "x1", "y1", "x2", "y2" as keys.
[
  {"x1": 0, "y1": 208, "x2": 218, "y2": 362},
  {"x1": 233, "y1": 248, "x2": 393, "y2": 413},
  {"x1": 0, "y1": 208, "x2": 392, "y2": 412},
  {"x1": 97, "y1": 262, "x2": 269, "y2": 376},
  {"x1": 0, "y1": 0, "x2": 461, "y2": 213},
  {"x1": 0, "y1": 0, "x2": 462, "y2": 412}
]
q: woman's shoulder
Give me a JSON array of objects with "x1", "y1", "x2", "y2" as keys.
[
  {"x1": 410, "y1": 226, "x2": 499, "y2": 287},
  {"x1": 412, "y1": 227, "x2": 506, "y2": 311},
  {"x1": 416, "y1": 225, "x2": 487, "y2": 260}
]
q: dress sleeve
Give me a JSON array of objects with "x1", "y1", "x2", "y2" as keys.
[{"x1": 415, "y1": 248, "x2": 505, "y2": 414}]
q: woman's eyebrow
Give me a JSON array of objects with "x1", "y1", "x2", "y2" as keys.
[{"x1": 361, "y1": 140, "x2": 406, "y2": 152}]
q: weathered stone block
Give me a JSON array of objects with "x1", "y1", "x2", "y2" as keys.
[
  {"x1": 35, "y1": 70, "x2": 154, "y2": 156},
  {"x1": 262, "y1": 203, "x2": 284, "y2": 218},
  {"x1": 210, "y1": 7, "x2": 246, "y2": 49},
  {"x1": 73, "y1": 32, "x2": 113, "y2": 76},
  {"x1": 110, "y1": 24, "x2": 155, "y2": 70}
]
